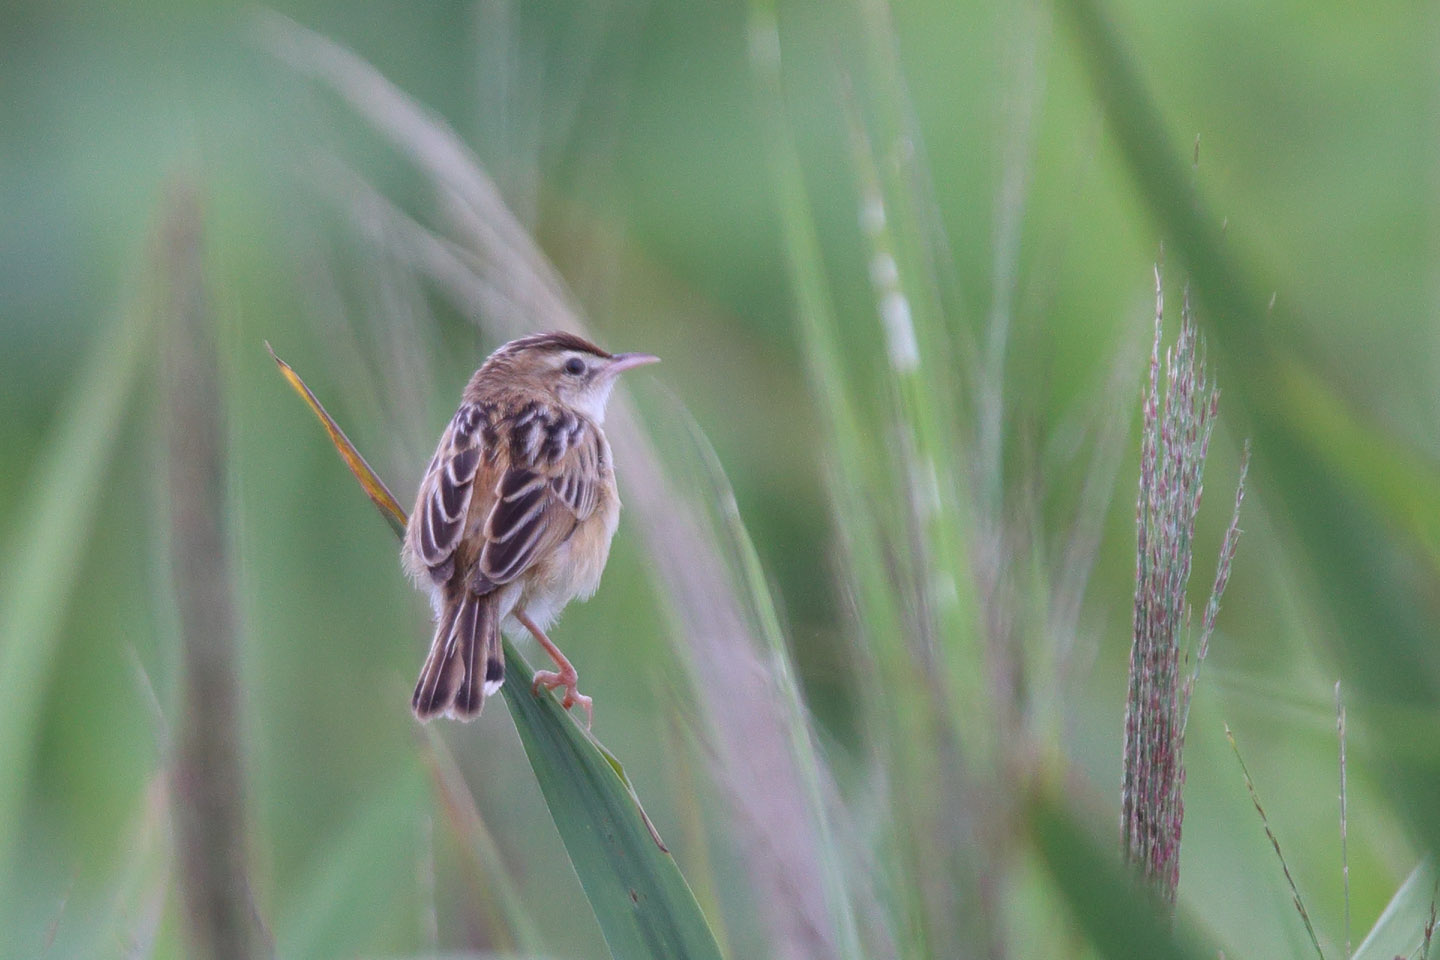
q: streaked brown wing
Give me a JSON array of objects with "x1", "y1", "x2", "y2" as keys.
[
  {"x1": 475, "y1": 405, "x2": 603, "y2": 587},
  {"x1": 407, "y1": 401, "x2": 487, "y2": 584}
]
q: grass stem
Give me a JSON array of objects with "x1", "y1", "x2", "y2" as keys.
[
  {"x1": 1337, "y1": 682, "x2": 1350, "y2": 960},
  {"x1": 1225, "y1": 725, "x2": 1326, "y2": 960},
  {"x1": 162, "y1": 184, "x2": 267, "y2": 960}
]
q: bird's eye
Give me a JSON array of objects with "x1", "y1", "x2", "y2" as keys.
[{"x1": 564, "y1": 357, "x2": 586, "y2": 375}]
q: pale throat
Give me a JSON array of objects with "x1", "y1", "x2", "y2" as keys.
[{"x1": 568, "y1": 378, "x2": 616, "y2": 423}]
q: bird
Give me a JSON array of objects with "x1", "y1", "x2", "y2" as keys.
[{"x1": 401, "y1": 331, "x2": 658, "y2": 726}]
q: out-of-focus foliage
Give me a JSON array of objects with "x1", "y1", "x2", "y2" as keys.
[{"x1": 1, "y1": 0, "x2": 1436, "y2": 957}]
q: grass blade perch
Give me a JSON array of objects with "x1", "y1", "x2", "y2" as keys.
[{"x1": 267, "y1": 345, "x2": 724, "y2": 960}]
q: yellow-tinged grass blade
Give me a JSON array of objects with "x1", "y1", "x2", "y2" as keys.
[
  {"x1": 266, "y1": 342, "x2": 407, "y2": 538},
  {"x1": 0, "y1": 303, "x2": 152, "y2": 875},
  {"x1": 269, "y1": 349, "x2": 725, "y2": 960}
]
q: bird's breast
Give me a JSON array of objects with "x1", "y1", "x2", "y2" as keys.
[{"x1": 524, "y1": 490, "x2": 620, "y2": 615}]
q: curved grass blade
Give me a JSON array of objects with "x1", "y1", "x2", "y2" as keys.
[
  {"x1": 674, "y1": 408, "x2": 865, "y2": 960},
  {"x1": 1353, "y1": 860, "x2": 1437, "y2": 960},
  {"x1": 265, "y1": 342, "x2": 407, "y2": 538},
  {"x1": 0, "y1": 301, "x2": 151, "y2": 877},
  {"x1": 1225, "y1": 726, "x2": 1325, "y2": 960},
  {"x1": 268, "y1": 348, "x2": 725, "y2": 960}
]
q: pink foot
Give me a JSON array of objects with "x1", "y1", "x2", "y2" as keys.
[{"x1": 532, "y1": 668, "x2": 594, "y2": 729}]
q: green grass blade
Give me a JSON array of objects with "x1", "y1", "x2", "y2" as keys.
[
  {"x1": 500, "y1": 643, "x2": 724, "y2": 960},
  {"x1": 1029, "y1": 791, "x2": 1220, "y2": 960},
  {"x1": 0, "y1": 303, "x2": 152, "y2": 872},
  {"x1": 839, "y1": 87, "x2": 985, "y2": 761},
  {"x1": 270, "y1": 351, "x2": 725, "y2": 960},
  {"x1": 745, "y1": 10, "x2": 954, "y2": 956},
  {"x1": 1225, "y1": 726, "x2": 1326, "y2": 960}
]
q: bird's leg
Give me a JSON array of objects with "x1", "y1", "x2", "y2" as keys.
[{"x1": 515, "y1": 608, "x2": 593, "y2": 728}]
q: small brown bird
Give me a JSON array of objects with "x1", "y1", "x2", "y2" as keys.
[{"x1": 402, "y1": 332, "x2": 657, "y2": 725}]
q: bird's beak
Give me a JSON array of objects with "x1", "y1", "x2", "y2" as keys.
[{"x1": 604, "y1": 352, "x2": 660, "y2": 376}]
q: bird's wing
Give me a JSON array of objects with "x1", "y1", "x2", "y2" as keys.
[
  {"x1": 474, "y1": 403, "x2": 604, "y2": 588},
  {"x1": 406, "y1": 401, "x2": 489, "y2": 585}
]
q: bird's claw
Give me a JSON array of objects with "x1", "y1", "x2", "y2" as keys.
[{"x1": 532, "y1": 669, "x2": 594, "y2": 730}]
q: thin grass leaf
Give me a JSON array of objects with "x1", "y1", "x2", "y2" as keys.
[
  {"x1": 266, "y1": 342, "x2": 407, "y2": 538},
  {"x1": 0, "y1": 299, "x2": 152, "y2": 873},
  {"x1": 1352, "y1": 860, "x2": 1437, "y2": 960},
  {"x1": 749, "y1": 15, "x2": 958, "y2": 959},
  {"x1": 848, "y1": 1, "x2": 984, "y2": 717},
  {"x1": 270, "y1": 353, "x2": 724, "y2": 960},
  {"x1": 678, "y1": 410, "x2": 866, "y2": 960},
  {"x1": 752, "y1": 10, "x2": 1007, "y2": 958},
  {"x1": 1225, "y1": 725, "x2": 1326, "y2": 960},
  {"x1": 840, "y1": 84, "x2": 985, "y2": 756},
  {"x1": 1337, "y1": 682, "x2": 1351, "y2": 960}
]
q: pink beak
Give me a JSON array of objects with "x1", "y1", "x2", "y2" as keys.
[{"x1": 605, "y1": 352, "x2": 661, "y2": 375}]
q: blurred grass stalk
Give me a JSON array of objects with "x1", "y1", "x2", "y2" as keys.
[
  {"x1": 160, "y1": 184, "x2": 268, "y2": 960},
  {"x1": 1121, "y1": 272, "x2": 1247, "y2": 905},
  {"x1": 0, "y1": 198, "x2": 154, "y2": 917},
  {"x1": 259, "y1": 13, "x2": 865, "y2": 959},
  {"x1": 748, "y1": 1, "x2": 1028, "y2": 954},
  {"x1": 421, "y1": 728, "x2": 545, "y2": 954},
  {"x1": 746, "y1": 8, "x2": 944, "y2": 958}
]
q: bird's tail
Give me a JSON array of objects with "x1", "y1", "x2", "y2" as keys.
[{"x1": 411, "y1": 590, "x2": 504, "y2": 721}]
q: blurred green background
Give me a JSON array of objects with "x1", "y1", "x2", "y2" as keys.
[{"x1": 1, "y1": 0, "x2": 1437, "y2": 958}]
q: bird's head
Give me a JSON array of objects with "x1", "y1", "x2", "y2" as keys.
[{"x1": 484, "y1": 331, "x2": 659, "y2": 423}]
